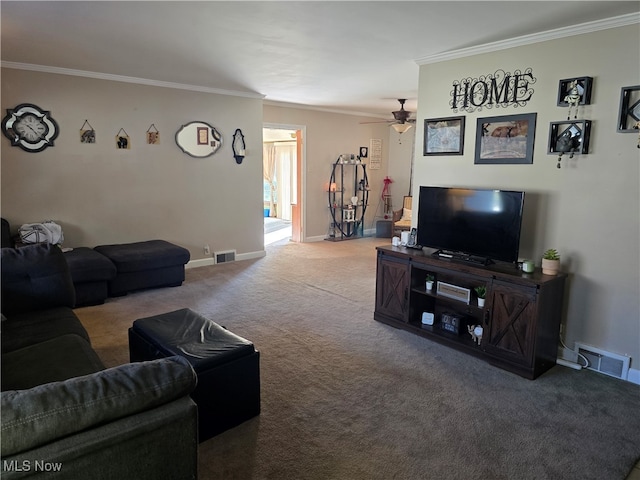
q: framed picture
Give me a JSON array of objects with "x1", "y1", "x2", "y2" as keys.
[
  {"x1": 475, "y1": 113, "x2": 536, "y2": 165},
  {"x1": 423, "y1": 116, "x2": 465, "y2": 155},
  {"x1": 617, "y1": 85, "x2": 640, "y2": 132}
]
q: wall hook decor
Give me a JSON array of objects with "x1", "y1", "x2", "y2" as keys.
[
  {"x1": 557, "y1": 77, "x2": 593, "y2": 120},
  {"x1": 617, "y1": 85, "x2": 640, "y2": 150},
  {"x1": 80, "y1": 119, "x2": 95, "y2": 144},
  {"x1": 548, "y1": 120, "x2": 592, "y2": 169},
  {"x1": 115, "y1": 128, "x2": 130, "y2": 149},
  {"x1": 146, "y1": 124, "x2": 160, "y2": 145},
  {"x1": 232, "y1": 128, "x2": 246, "y2": 164}
]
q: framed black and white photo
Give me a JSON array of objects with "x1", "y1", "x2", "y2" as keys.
[
  {"x1": 474, "y1": 113, "x2": 536, "y2": 165},
  {"x1": 423, "y1": 116, "x2": 465, "y2": 156}
]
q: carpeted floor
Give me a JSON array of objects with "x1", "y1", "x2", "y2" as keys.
[{"x1": 76, "y1": 237, "x2": 640, "y2": 480}]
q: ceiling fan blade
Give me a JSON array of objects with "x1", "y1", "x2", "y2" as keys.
[{"x1": 359, "y1": 120, "x2": 394, "y2": 125}]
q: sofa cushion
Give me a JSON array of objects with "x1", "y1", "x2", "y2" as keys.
[
  {"x1": 1, "y1": 355, "x2": 197, "y2": 456},
  {"x1": 1, "y1": 334, "x2": 105, "y2": 391},
  {"x1": 94, "y1": 240, "x2": 190, "y2": 273},
  {"x1": 0, "y1": 307, "x2": 89, "y2": 354},
  {"x1": 64, "y1": 247, "x2": 117, "y2": 283},
  {"x1": 1, "y1": 244, "x2": 75, "y2": 315}
]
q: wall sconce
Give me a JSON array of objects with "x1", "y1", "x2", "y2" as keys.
[{"x1": 232, "y1": 128, "x2": 246, "y2": 164}]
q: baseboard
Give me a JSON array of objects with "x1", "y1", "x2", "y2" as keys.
[
  {"x1": 558, "y1": 344, "x2": 639, "y2": 384},
  {"x1": 186, "y1": 250, "x2": 265, "y2": 269},
  {"x1": 627, "y1": 368, "x2": 640, "y2": 385},
  {"x1": 306, "y1": 235, "x2": 327, "y2": 242},
  {"x1": 186, "y1": 258, "x2": 214, "y2": 269},
  {"x1": 237, "y1": 250, "x2": 266, "y2": 261}
]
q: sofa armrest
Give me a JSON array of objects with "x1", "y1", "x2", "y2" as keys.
[
  {"x1": 0, "y1": 396, "x2": 198, "y2": 480},
  {"x1": 1, "y1": 356, "x2": 196, "y2": 456}
]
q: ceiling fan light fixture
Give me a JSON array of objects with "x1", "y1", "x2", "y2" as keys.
[{"x1": 392, "y1": 123, "x2": 413, "y2": 134}]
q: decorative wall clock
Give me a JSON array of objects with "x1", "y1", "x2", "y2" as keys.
[{"x1": 1, "y1": 103, "x2": 59, "y2": 153}]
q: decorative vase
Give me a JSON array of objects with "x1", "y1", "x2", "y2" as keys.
[
  {"x1": 478, "y1": 298, "x2": 485, "y2": 307},
  {"x1": 541, "y1": 258, "x2": 560, "y2": 275},
  {"x1": 426, "y1": 281, "x2": 434, "y2": 291}
]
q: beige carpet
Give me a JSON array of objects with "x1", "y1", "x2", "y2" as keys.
[{"x1": 76, "y1": 237, "x2": 640, "y2": 480}]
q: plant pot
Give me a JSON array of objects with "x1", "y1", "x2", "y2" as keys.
[
  {"x1": 477, "y1": 298, "x2": 485, "y2": 307},
  {"x1": 541, "y1": 258, "x2": 560, "y2": 275},
  {"x1": 426, "y1": 281, "x2": 434, "y2": 291}
]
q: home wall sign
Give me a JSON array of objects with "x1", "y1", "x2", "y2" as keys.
[{"x1": 450, "y1": 68, "x2": 537, "y2": 113}]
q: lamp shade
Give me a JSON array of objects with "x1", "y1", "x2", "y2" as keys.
[{"x1": 392, "y1": 123, "x2": 413, "y2": 134}]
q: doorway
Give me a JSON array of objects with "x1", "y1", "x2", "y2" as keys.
[{"x1": 263, "y1": 125, "x2": 304, "y2": 245}]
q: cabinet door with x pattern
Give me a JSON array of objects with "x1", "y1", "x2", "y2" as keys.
[
  {"x1": 484, "y1": 280, "x2": 538, "y2": 368},
  {"x1": 375, "y1": 252, "x2": 410, "y2": 323}
]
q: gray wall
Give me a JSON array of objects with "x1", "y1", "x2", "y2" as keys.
[
  {"x1": 1, "y1": 68, "x2": 265, "y2": 261},
  {"x1": 413, "y1": 25, "x2": 640, "y2": 377},
  {"x1": 1, "y1": 69, "x2": 399, "y2": 259},
  {"x1": 263, "y1": 104, "x2": 394, "y2": 239}
]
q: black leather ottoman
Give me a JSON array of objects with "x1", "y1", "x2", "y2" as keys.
[
  {"x1": 128, "y1": 308, "x2": 260, "y2": 441},
  {"x1": 94, "y1": 240, "x2": 190, "y2": 296},
  {"x1": 64, "y1": 247, "x2": 117, "y2": 306}
]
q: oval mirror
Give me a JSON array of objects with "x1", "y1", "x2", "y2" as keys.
[{"x1": 175, "y1": 121, "x2": 222, "y2": 158}]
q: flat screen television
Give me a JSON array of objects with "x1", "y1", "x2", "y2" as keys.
[{"x1": 417, "y1": 186, "x2": 525, "y2": 264}]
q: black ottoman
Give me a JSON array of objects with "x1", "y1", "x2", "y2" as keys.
[
  {"x1": 128, "y1": 308, "x2": 260, "y2": 441},
  {"x1": 64, "y1": 247, "x2": 117, "y2": 306},
  {"x1": 94, "y1": 240, "x2": 190, "y2": 296}
]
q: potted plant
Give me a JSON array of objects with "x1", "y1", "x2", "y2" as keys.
[
  {"x1": 541, "y1": 248, "x2": 560, "y2": 275},
  {"x1": 425, "y1": 274, "x2": 435, "y2": 291},
  {"x1": 474, "y1": 286, "x2": 486, "y2": 307}
]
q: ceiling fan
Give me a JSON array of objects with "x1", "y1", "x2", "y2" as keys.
[{"x1": 361, "y1": 99, "x2": 415, "y2": 133}]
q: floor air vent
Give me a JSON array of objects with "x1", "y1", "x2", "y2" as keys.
[
  {"x1": 575, "y1": 342, "x2": 630, "y2": 380},
  {"x1": 214, "y1": 250, "x2": 236, "y2": 264}
]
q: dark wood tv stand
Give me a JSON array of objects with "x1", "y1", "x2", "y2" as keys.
[{"x1": 374, "y1": 246, "x2": 567, "y2": 379}]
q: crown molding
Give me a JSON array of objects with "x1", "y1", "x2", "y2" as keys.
[
  {"x1": 263, "y1": 99, "x2": 388, "y2": 119},
  {"x1": 0, "y1": 61, "x2": 265, "y2": 99},
  {"x1": 415, "y1": 13, "x2": 640, "y2": 65}
]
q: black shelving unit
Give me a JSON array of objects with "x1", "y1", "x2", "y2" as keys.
[{"x1": 326, "y1": 155, "x2": 369, "y2": 241}]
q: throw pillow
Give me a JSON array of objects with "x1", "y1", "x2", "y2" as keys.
[{"x1": 402, "y1": 208, "x2": 412, "y2": 221}]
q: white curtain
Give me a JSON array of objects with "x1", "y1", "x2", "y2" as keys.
[
  {"x1": 263, "y1": 143, "x2": 277, "y2": 217},
  {"x1": 263, "y1": 142, "x2": 296, "y2": 220}
]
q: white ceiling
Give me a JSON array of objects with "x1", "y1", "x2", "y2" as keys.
[{"x1": 2, "y1": 1, "x2": 639, "y2": 119}]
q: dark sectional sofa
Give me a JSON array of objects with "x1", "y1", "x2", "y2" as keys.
[
  {"x1": 0, "y1": 244, "x2": 199, "y2": 479},
  {"x1": 2, "y1": 217, "x2": 191, "y2": 307}
]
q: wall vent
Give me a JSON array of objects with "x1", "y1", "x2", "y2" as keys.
[
  {"x1": 574, "y1": 342, "x2": 630, "y2": 380},
  {"x1": 214, "y1": 249, "x2": 236, "y2": 264}
]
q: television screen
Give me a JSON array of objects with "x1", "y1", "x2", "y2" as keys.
[{"x1": 417, "y1": 186, "x2": 525, "y2": 264}]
